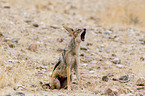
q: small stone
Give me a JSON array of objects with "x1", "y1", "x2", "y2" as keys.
[
  {"x1": 15, "y1": 92, "x2": 25, "y2": 96},
  {"x1": 80, "y1": 53, "x2": 84, "y2": 56},
  {"x1": 104, "y1": 30, "x2": 112, "y2": 35},
  {"x1": 139, "y1": 38, "x2": 145, "y2": 44},
  {"x1": 118, "y1": 75, "x2": 130, "y2": 83},
  {"x1": 116, "y1": 64, "x2": 124, "y2": 69},
  {"x1": 57, "y1": 38, "x2": 64, "y2": 42},
  {"x1": 89, "y1": 70, "x2": 95, "y2": 74},
  {"x1": 80, "y1": 46, "x2": 88, "y2": 50},
  {"x1": 7, "y1": 41, "x2": 15, "y2": 48},
  {"x1": 140, "y1": 56, "x2": 145, "y2": 61},
  {"x1": 24, "y1": 19, "x2": 32, "y2": 23},
  {"x1": 102, "y1": 76, "x2": 109, "y2": 82},
  {"x1": 81, "y1": 63, "x2": 88, "y2": 66},
  {"x1": 4, "y1": 5, "x2": 10, "y2": 8},
  {"x1": 106, "y1": 88, "x2": 119, "y2": 96},
  {"x1": 112, "y1": 77, "x2": 118, "y2": 81},
  {"x1": 137, "y1": 86, "x2": 145, "y2": 90},
  {"x1": 136, "y1": 77, "x2": 145, "y2": 86},
  {"x1": 91, "y1": 60, "x2": 97, "y2": 64},
  {"x1": 112, "y1": 58, "x2": 121, "y2": 64},
  {"x1": 28, "y1": 44, "x2": 37, "y2": 52},
  {"x1": 33, "y1": 23, "x2": 39, "y2": 27},
  {"x1": 86, "y1": 42, "x2": 93, "y2": 46},
  {"x1": 50, "y1": 25, "x2": 59, "y2": 29},
  {"x1": 57, "y1": 48, "x2": 64, "y2": 52},
  {"x1": 94, "y1": 90, "x2": 101, "y2": 94},
  {"x1": 112, "y1": 53, "x2": 117, "y2": 57},
  {"x1": 0, "y1": 33, "x2": 3, "y2": 37}
]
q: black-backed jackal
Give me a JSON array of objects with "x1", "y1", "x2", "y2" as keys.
[{"x1": 42, "y1": 26, "x2": 86, "y2": 90}]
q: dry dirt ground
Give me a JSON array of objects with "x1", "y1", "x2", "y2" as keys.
[{"x1": 0, "y1": 0, "x2": 145, "y2": 96}]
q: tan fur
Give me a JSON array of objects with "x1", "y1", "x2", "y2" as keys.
[{"x1": 42, "y1": 26, "x2": 86, "y2": 90}]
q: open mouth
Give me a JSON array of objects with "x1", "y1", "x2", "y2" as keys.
[{"x1": 81, "y1": 28, "x2": 86, "y2": 41}]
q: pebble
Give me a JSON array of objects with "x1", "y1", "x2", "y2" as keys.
[
  {"x1": 28, "y1": 44, "x2": 37, "y2": 52},
  {"x1": 89, "y1": 70, "x2": 95, "y2": 74},
  {"x1": 112, "y1": 58, "x2": 121, "y2": 64},
  {"x1": 106, "y1": 88, "x2": 119, "y2": 96},
  {"x1": 80, "y1": 53, "x2": 84, "y2": 56},
  {"x1": 3, "y1": 5, "x2": 10, "y2": 9},
  {"x1": 15, "y1": 92, "x2": 25, "y2": 96},
  {"x1": 50, "y1": 25, "x2": 60, "y2": 29},
  {"x1": 112, "y1": 77, "x2": 118, "y2": 81},
  {"x1": 102, "y1": 75, "x2": 109, "y2": 82},
  {"x1": 104, "y1": 30, "x2": 112, "y2": 35},
  {"x1": 0, "y1": 33, "x2": 3, "y2": 37},
  {"x1": 81, "y1": 63, "x2": 88, "y2": 66},
  {"x1": 118, "y1": 75, "x2": 130, "y2": 83},
  {"x1": 80, "y1": 46, "x2": 88, "y2": 50},
  {"x1": 91, "y1": 60, "x2": 97, "y2": 64},
  {"x1": 57, "y1": 38, "x2": 64, "y2": 42},
  {"x1": 86, "y1": 42, "x2": 93, "y2": 46},
  {"x1": 116, "y1": 64, "x2": 124, "y2": 68},
  {"x1": 139, "y1": 38, "x2": 145, "y2": 44},
  {"x1": 33, "y1": 23, "x2": 39, "y2": 27},
  {"x1": 136, "y1": 77, "x2": 145, "y2": 86},
  {"x1": 24, "y1": 19, "x2": 32, "y2": 23}
]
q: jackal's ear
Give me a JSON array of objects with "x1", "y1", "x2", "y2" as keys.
[{"x1": 63, "y1": 26, "x2": 74, "y2": 34}]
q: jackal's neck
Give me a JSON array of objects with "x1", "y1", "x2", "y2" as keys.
[{"x1": 66, "y1": 38, "x2": 80, "y2": 55}]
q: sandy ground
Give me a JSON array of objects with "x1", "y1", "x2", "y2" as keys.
[{"x1": 0, "y1": 0, "x2": 145, "y2": 95}]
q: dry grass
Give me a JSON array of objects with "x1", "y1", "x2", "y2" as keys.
[{"x1": 0, "y1": 0, "x2": 145, "y2": 95}]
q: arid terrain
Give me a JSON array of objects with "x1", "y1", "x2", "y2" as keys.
[{"x1": 0, "y1": 0, "x2": 145, "y2": 95}]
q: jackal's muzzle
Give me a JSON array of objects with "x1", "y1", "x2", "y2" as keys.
[{"x1": 81, "y1": 28, "x2": 86, "y2": 41}]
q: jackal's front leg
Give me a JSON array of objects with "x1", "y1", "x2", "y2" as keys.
[
  {"x1": 67, "y1": 65, "x2": 71, "y2": 90},
  {"x1": 74, "y1": 58, "x2": 82, "y2": 89}
]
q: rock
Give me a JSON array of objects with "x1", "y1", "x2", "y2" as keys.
[
  {"x1": 81, "y1": 63, "x2": 88, "y2": 66},
  {"x1": 104, "y1": 30, "x2": 112, "y2": 35},
  {"x1": 137, "y1": 86, "x2": 145, "y2": 90},
  {"x1": 50, "y1": 25, "x2": 59, "y2": 29},
  {"x1": 89, "y1": 70, "x2": 95, "y2": 74},
  {"x1": 80, "y1": 46, "x2": 88, "y2": 50},
  {"x1": 4, "y1": 5, "x2": 11, "y2": 9},
  {"x1": 80, "y1": 53, "x2": 84, "y2": 56},
  {"x1": 139, "y1": 38, "x2": 145, "y2": 44},
  {"x1": 57, "y1": 38, "x2": 64, "y2": 42},
  {"x1": 112, "y1": 77, "x2": 118, "y2": 81},
  {"x1": 28, "y1": 44, "x2": 37, "y2": 52},
  {"x1": 91, "y1": 60, "x2": 97, "y2": 64},
  {"x1": 24, "y1": 19, "x2": 32, "y2": 23},
  {"x1": 112, "y1": 58, "x2": 121, "y2": 64},
  {"x1": 118, "y1": 75, "x2": 130, "y2": 83},
  {"x1": 33, "y1": 23, "x2": 39, "y2": 27},
  {"x1": 116, "y1": 64, "x2": 124, "y2": 69},
  {"x1": 15, "y1": 92, "x2": 25, "y2": 96},
  {"x1": 94, "y1": 90, "x2": 101, "y2": 94},
  {"x1": 0, "y1": 33, "x2": 3, "y2": 37},
  {"x1": 102, "y1": 75, "x2": 109, "y2": 82},
  {"x1": 6, "y1": 41, "x2": 15, "y2": 48},
  {"x1": 106, "y1": 88, "x2": 119, "y2": 96},
  {"x1": 57, "y1": 48, "x2": 64, "y2": 52},
  {"x1": 136, "y1": 77, "x2": 145, "y2": 86},
  {"x1": 86, "y1": 42, "x2": 93, "y2": 46},
  {"x1": 112, "y1": 53, "x2": 117, "y2": 57},
  {"x1": 140, "y1": 56, "x2": 145, "y2": 61}
]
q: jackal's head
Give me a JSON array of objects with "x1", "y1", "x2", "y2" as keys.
[{"x1": 63, "y1": 26, "x2": 86, "y2": 42}]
